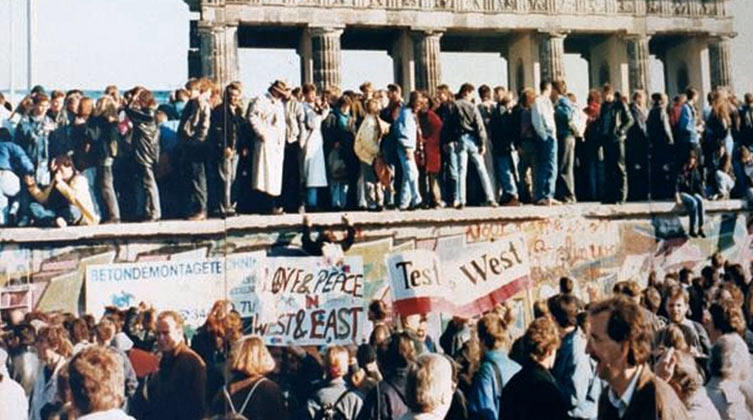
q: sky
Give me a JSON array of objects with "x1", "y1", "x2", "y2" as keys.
[{"x1": 0, "y1": 0, "x2": 751, "y2": 102}]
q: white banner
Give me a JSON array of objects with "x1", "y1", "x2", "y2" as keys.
[
  {"x1": 248, "y1": 256, "x2": 366, "y2": 346},
  {"x1": 85, "y1": 252, "x2": 264, "y2": 327}
]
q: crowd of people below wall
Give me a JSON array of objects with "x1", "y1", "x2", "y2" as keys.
[
  {"x1": 0, "y1": 78, "x2": 752, "y2": 230},
  {"x1": 1, "y1": 250, "x2": 753, "y2": 420}
]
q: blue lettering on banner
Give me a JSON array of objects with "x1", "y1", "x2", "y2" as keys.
[{"x1": 90, "y1": 260, "x2": 224, "y2": 282}]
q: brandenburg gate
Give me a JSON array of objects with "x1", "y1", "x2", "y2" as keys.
[{"x1": 184, "y1": 0, "x2": 734, "y2": 99}]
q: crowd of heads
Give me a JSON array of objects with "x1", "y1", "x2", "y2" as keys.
[
  {"x1": 0, "y1": 76, "x2": 751, "y2": 227},
  {"x1": 0, "y1": 250, "x2": 752, "y2": 419}
]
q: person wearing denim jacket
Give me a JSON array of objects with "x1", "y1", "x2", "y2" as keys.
[
  {"x1": 550, "y1": 294, "x2": 600, "y2": 420},
  {"x1": 467, "y1": 314, "x2": 520, "y2": 420},
  {"x1": 676, "y1": 88, "x2": 702, "y2": 170},
  {"x1": 393, "y1": 92, "x2": 423, "y2": 210}
]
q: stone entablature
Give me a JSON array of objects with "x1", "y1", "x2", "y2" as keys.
[
  {"x1": 194, "y1": 0, "x2": 726, "y2": 18},
  {"x1": 186, "y1": 0, "x2": 734, "y2": 108}
]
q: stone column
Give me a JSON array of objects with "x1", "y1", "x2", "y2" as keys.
[
  {"x1": 197, "y1": 21, "x2": 239, "y2": 87},
  {"x1": 538, "y1": 32, "x2": 566, "y2": 82},
  {"x1": 709, "y1": 36, "x2": 733, "y2": 90},
  {"x1": 412, "y1": 30, "x2": 443, "y2": 94},
  {"x1": 391, "y1": 30, "x2": 415, "y2": 94},
  {"x1": 309, "y1": 26, "x2": 343, "y2": 91},
  {"x1": 508, "y1": 32, "x2": 540, "y2": 93},
  {"x1": 626, "y1": 35, "x2": 652, "y2": 94}
]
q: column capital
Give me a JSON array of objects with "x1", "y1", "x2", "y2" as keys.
[
  {"x1": 707, "y1": 32, "x2": 736, "y2": 43},
  {"x1": 308, "y1": 25, "x2": 345, "y2": 37},
  {"x1": 537, "y1": 29, "x2": 569, "y2": 39},
  {"x1": 409, "y1": 27, "x2": 445, "y2": 37},
  {"x1": 623, "y1": 33, "x2": 652, "y2": 42}
]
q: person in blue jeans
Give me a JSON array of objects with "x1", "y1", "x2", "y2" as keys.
[
  {"x1": 446, "y1": 83, "x2": 497, "y2": 209},
  {"x1": 0, "y1": 128, "x2": 35, "y2": 225},
  {"x1": 489, "y1": 88, "x2": 520, "y2": 205},
  {"x1": 676, "y1": 150, "x2": 706, "y2": 237},
  {"x1": 468, "y1": 313, "x2": 521, "y2": 420},
  {"x1": 393, "y1": 92, "x2": 423, "y2": 210},
  {"x1": 675, "y1": 87, "x2": 702, "y2": 171},
  {"x1": 531, "y1": 81, "x2": 559, "y2": 205}
]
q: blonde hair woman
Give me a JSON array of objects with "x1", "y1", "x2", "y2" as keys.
[{"x1": 211, "y1": 336, "x2": 289, "y2": 420}]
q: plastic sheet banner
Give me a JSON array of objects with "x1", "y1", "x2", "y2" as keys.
[
  {"x1": 387, "y1": 233, "x2": 531, "y2": 318},
  {"x1": 85, "y1": 252, "x2": 265, "y2": 327},
  {"x1": 246, "y1": 256, "x2": 366, "y2": 346}
]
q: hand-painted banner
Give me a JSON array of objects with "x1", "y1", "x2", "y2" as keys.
[
  {"x1": 246, "y1": 256, "x2": 366, "y2": 346},
  {"x1": 387, "y1": 233, "x2": 531, "y2": 317},
  {"x1": 85, "y1": 252, "x2": 265, "y2": 327},
  {"x1": 386, "y1": 250, "x2": 453, "y2": 316},
  {"x1": 445, "y1": 233, "x2": 532, "y2": 317}
]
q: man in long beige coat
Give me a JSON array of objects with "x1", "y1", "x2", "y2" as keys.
[{"x1": 247, "y1": 80, "x2": 289, "y2": 214}]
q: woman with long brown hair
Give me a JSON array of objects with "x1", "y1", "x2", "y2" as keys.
[{"x1": 192, "y1": 300, "x2": 243, "y2": 405}]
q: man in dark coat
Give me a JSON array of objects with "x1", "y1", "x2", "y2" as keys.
[
  {"x1": 144, "y1": 311, "x2": 207, "y2": 420},
  {"x1": 626, "y1": 90, "x2": 649, "y2": 202},
  {"x1": 499, "y1": 317, "x2": 569, "y2": 420},
  {"x1": 586, "y1": 297, "x2": 689, "y2": 420},
  {"x1": 597, "y1": 85, "x2": 634, "y2": 204},
  {"x1": 208, "y1": 82, "x2": 244, "y2": 218}
]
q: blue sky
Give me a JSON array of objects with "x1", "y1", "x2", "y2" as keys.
[{"x1": 1, "y1": 0, "x2": 751, "y2": 102}]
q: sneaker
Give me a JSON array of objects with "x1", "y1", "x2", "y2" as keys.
[
  {"x1": 55, "y1": 217, "x2": 68, "y2": 228},
  {"x1": 485, "y1": 200, "x2": 499, "y2": 208}
]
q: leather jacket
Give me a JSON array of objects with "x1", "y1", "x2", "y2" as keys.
[{"x1": 598, "y1": 99, "x2": 634, "y2": 142}]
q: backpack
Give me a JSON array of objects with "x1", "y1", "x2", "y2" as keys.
[
  {"x1": 221, "y1": 377, "x2": 267, "y2": 420},
  {"x1": 315, "y1": 389, "x2": 352, "y2": 420}
]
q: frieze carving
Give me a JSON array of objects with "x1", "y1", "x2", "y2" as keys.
[{"x1": 222, "y1": 0, "x2": 724, "y2": 16}]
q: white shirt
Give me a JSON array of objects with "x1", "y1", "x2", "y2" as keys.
[
  {"x1": 0, "y1": 375, "x2": 28, "y2": 420},
  {"x1": 531, "y1": 95, "x2": 556, "y2": 140},
  {"x1": 607, "y1": 365, "x2": 642, "y2": 418}
]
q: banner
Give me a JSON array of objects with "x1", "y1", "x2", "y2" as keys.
[
  {"x1": 386, "y1": 250, "x2": 453, "y2": 316},
  {"x1": 246, "y1": 256, "x2": 366, "y2": 346},
  {"x1": 445, "y1": 233, "x2": 532, "y2": 317},
  {"x1": 387, "y1": 233, "x2": 531, "y2": 318},
  {"x1": 85, "y1": 252, "x2": 264, "y2": 327}
]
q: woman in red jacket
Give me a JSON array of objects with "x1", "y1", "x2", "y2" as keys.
[{"x1": 417, "y1": 96, "x2": 444, "y2": 208}]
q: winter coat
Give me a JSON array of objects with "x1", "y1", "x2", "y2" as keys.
[
  {"x1": 211, "y1": 374, "x2": 289, "y2": 420},
  {"x1": 144, "y1": 342, "x2": 207, "y2": 420},
  {"x1": 248, "y1": 93, "x2": 287, "y2": 196},
  {"x1": 301, "y1": 102, "x2": 329, "y2": 188},
  {"x1": 354, "y1": 114, "x2": 382, "y2": 165},
  {"x1": 125, "y1": 107, "x2": 160, "y2": 167},
  {"x1": 418, "y1": 109, "x2": 442, "y2": 174}
]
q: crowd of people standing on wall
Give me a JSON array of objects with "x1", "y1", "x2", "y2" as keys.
[
  {"x1": 2, "y1": 250, "x2": 753, "y2": 420},
  {"x1": 0, "y1": 78, "x2": 752, "y2": 230}
]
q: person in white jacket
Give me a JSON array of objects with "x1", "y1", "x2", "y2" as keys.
[
  {"x1": 354, "y1": 98, "x2": 385, "y2": 210},
  {"x1": 300, "y1": 84, "x2": 329, "y2": 211},
  {"x1": 0, "y1": 348, "x2": 28, "y2": 420}
]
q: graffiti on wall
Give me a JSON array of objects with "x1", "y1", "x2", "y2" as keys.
[{"x1": 0, "y1": 209, "x2": 751, "y2": 327}]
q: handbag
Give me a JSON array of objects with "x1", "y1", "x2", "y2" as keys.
[{"x1": 373, "y1": 155, "x2": 393, "y2": 188}]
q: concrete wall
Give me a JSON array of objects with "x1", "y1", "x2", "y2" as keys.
[{"x1": 1, "y1": 201, "x2": 750, "y2": 329}]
